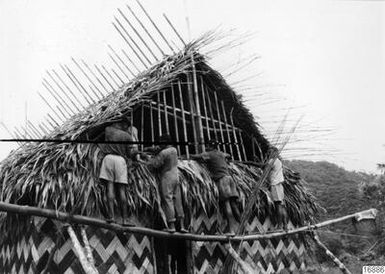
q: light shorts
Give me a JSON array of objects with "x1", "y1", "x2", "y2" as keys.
[
  {"x1": 99, "y1": 154, "x2": 128, "y2": 184},
  {"x1": 271, "y1": 182, "x2": 284, "y2": 202}
]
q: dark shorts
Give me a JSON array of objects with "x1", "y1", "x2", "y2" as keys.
[{"x1": 215, "y1": 175, "x2": 239, "y2": 201}]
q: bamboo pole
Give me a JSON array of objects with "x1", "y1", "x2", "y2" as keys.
[
  {"x1": 117, "y1": 8, "x2": 158, "y2": 61},
  {"x1": 101, "y1": 65, "x2": 119, "y2": 87},
  {"x1": 121, "y1": 49, "x2": 141, "y2": 74},
  {"x1": 162, "y1": 90, "x2": 170, "y2": 135},
  {"x1": 51, "y1": 69, "x2": 86, "y2": 109},
  {"x1": 108, "y1": 45, "x2": 135, "y2": 77},
  {"x1": 171, "y1": 84, "x2": 180, "y2": 154},
  {"x1": 81, "y1": 60, "x2": 109, "y2": 93},
  {"x1": 111, "y1": 68, "x2": 125, "y2": 85},
  {"x1": 191, "y1": 57, "x2": 205, "y2": 152},
  {"x1": 163, "y1": 14, "x2": 186, "y2": 46},
  {"x1": 225, "y1": 243, "x2": 255, "y2": 274},
  {"x1": 186, "y1": 73, "x2": 198, "y2": 153},
  {"x1": 126, "y1": 4, "x2": 166, "y2": 56},
  {"x1": 46, "y1": 71, "x2": 82, "y2": 112},
  {"x1": 60, "y1": 65, "x2": 92, "y2": 105},
  {"x1": 149, "y1": 101, "x2": 154, "y2": 146},
  {"x1": 221, "y1": 100, "x2": 233, "y2": 159},
  {"x1": 239, "y1": 131, "x2": 247, "y2": 161},
  {"x1": 67, "y1": 226, "x2": 98, "y2": 274},
  {"x1": 141, "y1": 102, "x2": 144, "y2": 151},
  {"x1": 41, "y1": 236, "x2": 60, "y2": 274},
  {"x1": 72, "y1": 58, "x2": 104, "y2": 98},
  {"x1": 200, "y1": 76, "x2": 210, "y2": 141},
  {"x1": 115, "y1": 12, "x2": 152, "y2": 65},
  {"x1": 213, "y1": 91, "x2": 226, "y2": 152},
  {"x1": 0, "y1": 202, "x2": 376, "y2": 243},
  {"x1": 230, "y1": 109, "x2": 242, "y2": 161},
  {"x1": 135, "y1": 0, "x2": 175, "y2": 54},
  {"x1": 112, "y1": 20, "x2": 148, "y2": 68},
  {"x1": 81, "y1": 227, "x2": 95, "y2": 266},
  {"x1": 107, "y1": 53, "x2": 130, "y2": 80},
  {"x1": 178, "y1": 80, "x2": 189, "y2": 157},
  {"x1": 38, "y1": 92, "x2": 65, "y2": 122},
  {"x1": 313, "y1": 233, "x2": 352, "y2": 274},
  {"x1": 206, "y1": 87, "x2": 218, "y2": 142},
  {"x1": 38, "y1": 123, "x2": 49, "y2": 136},
  {"x1": 157, "y1": 90, "x2": 162, "y2": 137},
  {"x1": 94, "y1": 64, "x2": 115, "y2": 90},
  {"x1": 63, "y1": 64, "x2": 96, "y2": 104},
  {"x1": 42, "y1": 80, "x2": 72, "y2": 117}
]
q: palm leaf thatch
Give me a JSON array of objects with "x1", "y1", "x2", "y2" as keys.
[{"x1": 0, "y1": 33, "x2": 320, "y2": 237}]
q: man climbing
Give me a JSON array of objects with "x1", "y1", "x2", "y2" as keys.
[
  {"x1": 191, "y1": 139, "x2": 241, "y2": 235},
  {"x1": 266, "y1": 146, "x2": 288, "y2": 230},
  {"x1": 99, "y1": 117, "x2": 133, "y2": 226},
  {"x1": 146, "y1": 134, "x2": 187, "y2": 233}
]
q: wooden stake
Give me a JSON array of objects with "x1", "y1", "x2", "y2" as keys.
[
  {"x1": 213, "y1": 91, "x2": 226, "y2": 152},
  {"x1": 111, "y1": 68, "x2": 125, "y2": 85},
  {"x1": 313, "y1": 233, "x2": 352, "y2": 274},
  {"x1": 46, "y1": 71, "x2": 82, "y2": 112},
  {"x1": 67, "y1": 226, "x2": 98, "y2": 274},
  {"x1": 107, "y1": 53, "x2": 130, "y2": 80},
  {"x1": 141, "y1": 102, "x2": 144, "y2": 151},
  {"x1": 101, "y1": 65, "x2": 119, "y2": 88},
  {"x1": 38, "y1": 92, "x2": 65, "y2": 122},
  {"x1": 94, "y1": 64, "x2": 115, "y2": 90},
  {"x1": 118, "y1": 8, "x2": 158, "y2": 61},
  {"x1": 206, "y1": 87, "x2": 218, "y2": 141},
  {"x1": 81, "y1": 227, "x2": 95, "y2": 266},
  {"x1": 42, "y1": 80, "x2": 72, "y2": 117},
  {"x1": 81, "y1": 59, "x2": 109, "y2": 93},
  {"x1": 200, "y1": 76, "x2": 210, "y2": 141},
  {"x1": 121, "y1": 49, "x2": 141, "y2": 73},
  {"x1": 186, "y1": 73, "x2": 198, "y2": 153},
  {"x1": 113, "y1": 20, "x2": 149, "y2": 68},
  {"x1": 59, "y1": 65, "x2": 93, "y2": 105},
  {"x1": 163, "y1": 14, "x2": 186, "y2": 46},
  {"x1": 157, "y1": 90, "x2": 162, "y2": 137},
  {"x1": 63, "y1": 64, "x2": 96, "y2": 104},
  {"x1": 177, "y1": 80, "x2": 189, "y2": 157},
  {"x1": 71, "y1": 58, "x2": 104, "y2": 98},
  {"x1": 191, "y1": 57, "x2": 205, "y2": 152},
  {"x1": 230, "y1": 109, "x2": 242, "y2": 161},
  {"x1": 135, "y1": 0, "x2": 175, "y2": 54},
  {"x1": 149, "y1": 101, "x2": 154, "y2": 146},
  {"x1": 162, "y1": 90, "x2": 170, "y2": 135},
  {"x1": 108, "y1": 45, "x2": 135, "y2": 77},
  {"x1": 221, "y1": 100, "x2": 233, "y2": 159},
  {"x1": 126, "y1": 4, "x2": 166, "y2": 56},
  {"x1": 171, "y1": 84, "x2": 180, "y2": 154},
  {"x1": 239, "y1": 131, "x2": 247, "y2": 161}
]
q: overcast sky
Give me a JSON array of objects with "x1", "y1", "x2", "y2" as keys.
[{"x1": 0, "y1": 0, "x2": 384, "y2": 173}]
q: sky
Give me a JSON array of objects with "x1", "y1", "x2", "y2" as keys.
[{"x1": 0, "y1": 0, "x2": 384, "y2": 173}]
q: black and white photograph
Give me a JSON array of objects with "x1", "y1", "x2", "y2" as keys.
[{"x1": 0, "y1": 0, "x2": 384, "y2": 273}]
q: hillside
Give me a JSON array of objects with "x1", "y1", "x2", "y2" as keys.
[{"x1": 285, "y1": 160, "x2": 376, "y2": 219}]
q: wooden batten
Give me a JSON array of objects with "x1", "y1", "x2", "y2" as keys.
[
  {"x1": 186, "y1": 73, "x2": 198, "y2": 153},
  {"x1": 141, "y1": 102, "x2": 144, "y2": 151},
  {"x1": 177, "y1": 80, "x2": 189, "y2": 157},
  {"x1": 220, "y1": 100, "x2": 234, "y2": 160},
  {"x1": 191, "y1": 57, "x2": 205, "y2": 153},
  {"x1": 205, "y1": 86, "x2": 219, "y2": 142},
  {"x1": 171, "y1": 84, "x2": 181, "y2": 154},
  {"x1": 213, "y1": 91, "x2": 226, "y2": 153},
  {"x1": 200, "y1": 76, "x2": 211, "y2": 141},
  {"x1": 162, "y1": 90, "x2": 170, "y2": 135},
  {"x1": 157, "y1": 90, "x2": 162, "y2": 137},
  {"x1": 239, "y1": 131, "x2": 247, "y2": 161},
  {"x1": 149, "y1": 101, "x2": 154, "y2": 147},
  {"x1": 230, "y1": 110, "x2": 242, "y2": 161}
]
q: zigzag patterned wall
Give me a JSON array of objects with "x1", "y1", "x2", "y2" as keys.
[
  {"x1": 0, "y1": 217, "x2": 155, "y2": 274},
  {"x1": 191, "y1": 209, "x2": 307, "y2": 274}
]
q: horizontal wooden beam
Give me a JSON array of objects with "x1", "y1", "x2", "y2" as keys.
[{"x1": 0, "y1": 202, "x2": 376, "y2": 243}]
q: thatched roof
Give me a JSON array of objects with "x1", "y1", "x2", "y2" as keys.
[{"x1": 0, "y1": 34, "x2": 319, "y2": 236}]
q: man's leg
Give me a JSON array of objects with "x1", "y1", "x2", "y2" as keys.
[
  {"x1": 230, "y1": 198, "x2": 241, "y2": 223},
  {"x1": 174, "y1": 183, "x2": 187, "y2": 233},
  {"x1": 117, "y1": 184, "x2": 131, "y2": 226},
  {"x1": 224, "y1": 200, "x2": 237, "y2": 234},
  {"x1": 161, "y1": 178, "x2": 176, "y2": 232},
  {"x1": 106, "y1": 181, "x2": 115, "y2": 222}
]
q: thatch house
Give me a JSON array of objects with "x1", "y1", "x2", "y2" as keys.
[{"x1": 0, "y1": 31, "x2": 319, "y2": 273}]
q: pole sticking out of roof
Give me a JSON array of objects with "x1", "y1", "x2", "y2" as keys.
[
  {"x1": 121, "y1": 49, "x2": 141, "y2": 74},
  {"x1": 37, "y1": 92, "x2": 65, "y2": 123},
  {"x1": 42, "y1": 80, "x2": 72, "y2": 117},
  {"x1": 81, "y1": 59, "x2": 109, "y2": 94},
  {"x1": 107, "y1": 53, "x2": 130, "y2": 80},
  {"x1": 112, "y1": 20, "x2": 149, "y2": 69},
  {"x1": 101, "y1": 65, "x2": 119, "y2": 88},
  {"x1": 135, "y1": 0, "x2": 176, "y2": 54},
  {"x1": 94, "y1": 64, "x2": 115, "y2": 90},
  {"x1": 64, "y1": 64, "x2": 97, "y2": 104},
  {"x1": 117, "y1": 8, "x2": 159, "y2": 62},
  {"x1": 163, "y1": 13, "x2": 186, "y2": 46},
  {"x1": 71, "y1": 58, "x2": 104, "y2": 99},
  {"x1": 60, "y1": 64, "x2": 93, "y2": 105},
  {"x1": 110, "y1": 68, "x2": 125, "y2": 85},
  {"x1": 108, "y1": 45, "x2": 135, "y2": 77}
]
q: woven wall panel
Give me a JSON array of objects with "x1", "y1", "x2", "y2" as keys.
[
  {"x1": 0, "y1": 219, "x2": 155, "y2": 274},
  {"x1": 191, "y1": 209, "x2": 307, "y2": 274}
]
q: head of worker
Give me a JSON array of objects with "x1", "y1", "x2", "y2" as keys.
[
  {"x1": 207, "y1": 139, "x2": 219, "y2": 151},
  {"x1": 158, "y1": 134, "x2": 172, "y2": 149},
  {"x1": 267, "y1": 146, "x2": 280, "y2": 160}
]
